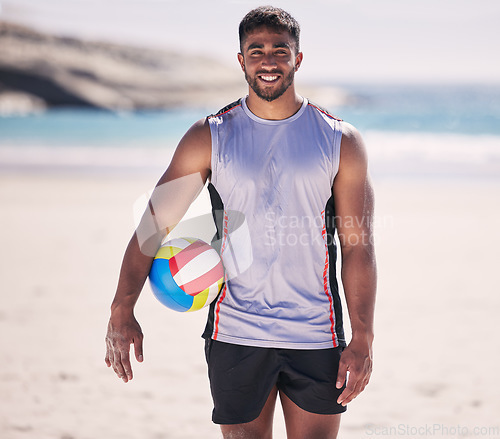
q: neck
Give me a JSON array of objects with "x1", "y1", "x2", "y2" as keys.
[{"x1": 245, "y1": 86, "x2": 303, "y2": 120}]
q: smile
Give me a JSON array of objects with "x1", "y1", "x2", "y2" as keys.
[{"x1": 259, "y1": 75, "x2": 280, "y2": 83}]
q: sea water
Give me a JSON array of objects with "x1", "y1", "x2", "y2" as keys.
[{"x1": 1, "y1": 84, "x2": 499, "y2": 179}]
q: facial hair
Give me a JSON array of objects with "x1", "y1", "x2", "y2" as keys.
[{"x1": 244, "y1": 68, "x2": 295, "y2": 102}]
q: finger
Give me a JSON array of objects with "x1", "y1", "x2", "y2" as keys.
[
  {"x1": 105, "y1": 339, "x2": 112, "y2": 367},
  {"x1": 114, "y1": 345, "x2": 130, "y2": 382},
  {"x1": 336, "y1": 357, "x2": 348, "y2": 389},
  {"x1": 120, "y1": 351, "x2": 133, "y2": 382},
  {"x1": 338, "y1": 387, "x2": 357, "y2": 406},
  {"x1": 340, "y1": 386, "x2": 362, "y2": 406},
  {"x1": 114, "y1": 354, "x2": 128, "y2": 382},
  {"x1": 108, "y1": 350, "x2": 122, "y2": 378},
  {"x1": 134, "y1": 335, "x2": 144, "y2": 363},
  {"x1": 342, "y1": 363, "x2": 372, "y2": 405},
  {"x1": 338, "y1": 390, "x2": 355, "y2": 406},
  {"x1": 107, "y1": 339, "x2": 117, "y2": 370},
  {"x1": 338, "y1": 371, "x2": 365, "y2": 406},
  {"x1": 104, "y1": 345, "x2": 110, "y2": 367},
  {"x1": 111, "y1": 341, "x2": 129, "y2": 382},
  {"x1": 337, "y1": 371, "x2": 354, "y2": 405}
]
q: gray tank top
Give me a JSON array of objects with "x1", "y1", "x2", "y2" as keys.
[{"x1": 202, "y1": 96, "x2": 346, "y2": 349}]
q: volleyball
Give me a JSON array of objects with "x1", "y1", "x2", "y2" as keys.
[{"x1": 149, "y1": 237, "x2": 224, "y2": 312}]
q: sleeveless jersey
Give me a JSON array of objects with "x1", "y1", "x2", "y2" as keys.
[{"x1": 202, "y1": 96, "x2": 346, "y2": 349}]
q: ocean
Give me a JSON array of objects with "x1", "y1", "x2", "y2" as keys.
[{"x1": 1, "y1": 84, "x2": 500, "y2": 180}]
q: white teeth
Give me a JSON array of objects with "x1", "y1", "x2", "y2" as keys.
[{"x1": 260, "y1": 75, "x2": 278, "y2": 81}]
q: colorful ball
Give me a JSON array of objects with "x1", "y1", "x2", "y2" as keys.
[{"x1": 149, "y1": 237, "x2": 224, "y2": 312}]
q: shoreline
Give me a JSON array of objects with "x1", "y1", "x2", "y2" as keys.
[{"x1": 1, "y1": 131, "x2": 500, "y2": 182}]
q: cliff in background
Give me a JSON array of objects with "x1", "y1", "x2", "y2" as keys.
[
  {"x1": 0, "y1": 21, "x2": 248, "y2": 114},
  {"x1": 0, "y1": 21, "x2": 350, "y2": 116}
]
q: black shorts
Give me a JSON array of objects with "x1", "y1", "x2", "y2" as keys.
[{"x1": 204, "y1": 338, "x2": 347, "y2": 424}]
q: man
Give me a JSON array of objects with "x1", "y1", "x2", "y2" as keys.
[{"x1": 105, "y1": 6, "x2": 376, "y2": 439}]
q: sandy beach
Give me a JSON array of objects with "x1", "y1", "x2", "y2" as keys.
[{"x1": 1, "y1": 163, "x2": 499, "y2": 438}]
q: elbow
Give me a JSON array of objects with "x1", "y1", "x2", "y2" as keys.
[
  {"x1": 338, "y1": 231, "x2": 375, "y2": 258},
  {"x1": 339, "y1": 234, "x2": 377, "y2": 276}
]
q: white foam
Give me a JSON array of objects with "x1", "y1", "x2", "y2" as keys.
[
  {"x1": 365, "y1": 131, "x2": 500, "y2": 165},
  {"x1": 0, "y1": 143, "x2": 175, "y2": 170},
  {"x1": 1, "y1": 132, "x2": 500, "y2": 179}
]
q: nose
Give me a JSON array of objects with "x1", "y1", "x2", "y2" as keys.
[{"x1": 261, "y1": 53, "x2": 277, "y2": 68}]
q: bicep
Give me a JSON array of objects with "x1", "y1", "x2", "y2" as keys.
[
  {"x1": 145, "y1": 118, "x2": 211, "y2": 232},
  {"x1": 332, "y1": 123, "x2": 374, "y2": 248}
]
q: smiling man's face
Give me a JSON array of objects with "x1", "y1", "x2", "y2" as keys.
[{"x1": 238, "y1": 26, "x2": 302, "y2": 102}]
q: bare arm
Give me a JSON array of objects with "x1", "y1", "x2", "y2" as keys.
[
  {"x1": 333, "y1": 122, "x2": 377, "y2": 405},
  {"x1": 105, "y1": 118, "x2": 212, "y2": 382}
]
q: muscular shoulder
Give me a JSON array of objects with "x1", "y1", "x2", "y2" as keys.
[
  {"x1": 158, "y1": 118, "x2": 211, "y2": 185},
  {"x1": 179, "y1": 117, "x2": 211, "y2": 154},
  {"x1": 333, "y1": 123, "x2": 374, "y2": 226},
  {"x1": 338, "y1": 121, "x2": 368, "y2": 176},
  {"x1": 175, "y1": 118, "x2": 211, "y2": 166}
]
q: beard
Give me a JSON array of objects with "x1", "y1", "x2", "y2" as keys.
[{"x1": 244, "y1": 68, "x2": 295, "y2": 102}]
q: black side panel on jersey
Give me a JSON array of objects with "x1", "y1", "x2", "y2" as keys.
[
  {"x1": 325, "y1": 193, "x2": 346, "y2": 346},
  {"x1": 207, "y1": 183, "x2": 225, "y2": 254},
  {"x1": 202, "y1": 183, "x2": 225, "y2": 339}
]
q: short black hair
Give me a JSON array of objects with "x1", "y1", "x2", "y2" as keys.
[{"x1": 239, "y1": 6, "x2": 300, "y2": 53}]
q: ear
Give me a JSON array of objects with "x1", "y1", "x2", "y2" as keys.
[
  {"x1": 237, "y1": 53, "x2": 245, "y2": 72},
  {"x1": 294, "y1": 52, "x2": 303, "y2": 72}
]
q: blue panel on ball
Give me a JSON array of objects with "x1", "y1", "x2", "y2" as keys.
[{"x1": 149, "y1": 258, "x2": 193, "y2": 312}]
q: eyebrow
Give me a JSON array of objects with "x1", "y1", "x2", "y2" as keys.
[{"x1": 246, "y1": 42, "x2": 291, "y2": 51}]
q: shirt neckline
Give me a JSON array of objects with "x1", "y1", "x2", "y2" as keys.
[{"x1": 241, "y1": 96, "x2": 308, "y2": 125}]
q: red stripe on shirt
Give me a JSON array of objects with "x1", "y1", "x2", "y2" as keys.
[
  {"x1": 308, "y1": 103, "x2": 343, "y2": 121},
  {"x1": 321, "y1": 210, "x2": 337, "y2": 347},
  {"x1": 213, "y1": 210, "x2": 229, "y2": 340},
  {"x1": 210, "y1": 104, "x2": 242, "y2": 119}
]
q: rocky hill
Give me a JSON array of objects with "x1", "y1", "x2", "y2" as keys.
[
  {"x1": 0, "y1": 21, "x2": 351, "y2": 116},
  {"x1": 0, "y1": 21, "x2": 247, "y2": 114}
]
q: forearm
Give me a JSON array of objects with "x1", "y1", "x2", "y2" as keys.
[
  {"x1": 341, "y1": 243, "x2": 377, "y2": 342},
  {"x1": 111, "y1": 231, "x2": 162, "y2": 313}
]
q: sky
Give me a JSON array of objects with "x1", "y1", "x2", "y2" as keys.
[{"x1": 1, "y1": 0, "x2": 499, "y2": 84}]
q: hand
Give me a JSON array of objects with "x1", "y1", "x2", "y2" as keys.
[
  {"x1": 105, "y1": 309, "x2": 144, "y2": 383},
  {"x1": 336, "y1": 336, "x2": 373, "y2": 406}
]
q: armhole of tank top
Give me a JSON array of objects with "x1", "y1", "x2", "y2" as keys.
[
  {"x1": 208, "y1": 118, "x2": 218, "y2": 187},
  {"x1": 332, "y1": 120, "x2": 342, "y2": 183}
]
